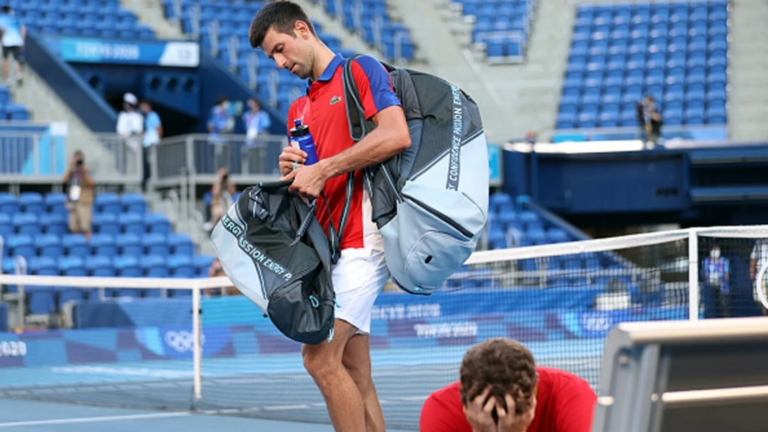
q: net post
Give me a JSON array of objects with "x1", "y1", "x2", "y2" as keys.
[
  {"x1": 688, "y1": 229, "x2": 700, "y2": 321},
  {"x1": 192, "y1": 282, "x2": 202, "y2": 406}
]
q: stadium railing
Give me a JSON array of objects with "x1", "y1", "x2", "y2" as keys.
[
  {"x1": 152, "y1": 133, "x2": 285, "y2": 188},
  {"x1": 0, "y1": 129, "x2": 142, "y2": 186}
]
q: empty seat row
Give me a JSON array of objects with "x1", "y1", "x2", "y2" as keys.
[
  {"x1": 1, "y1": 233, "x2": 195, "y2": 259},
  {"x1": 0, "y1": 212, "x2": 170, "y2": 237},
  {"x1": 0, "y1": 192, "x2": 147, "y2": 215}
]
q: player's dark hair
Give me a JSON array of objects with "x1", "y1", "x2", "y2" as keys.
[
  {"x1": 459, "y1": 338, "x2": 537, "y2": 416},
  {"x1": 1, "y1": 6, "x2": 10, "y2": 13},
  {"x1": 249, "y1": 0, "x2": 316, "y2": 48}
]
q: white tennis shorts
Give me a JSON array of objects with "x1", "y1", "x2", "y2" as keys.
[{"x1": 332, "y1": 247, "x2": 390, "y2": 335}]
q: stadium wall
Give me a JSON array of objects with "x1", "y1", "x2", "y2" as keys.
[{"x1": 25, "y1": 33, "x2": 117, "y2": 133}]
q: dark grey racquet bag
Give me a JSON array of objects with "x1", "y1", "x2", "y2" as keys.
[{"x1": 211, "y1": 180, "x2": 336, "y2": 345}]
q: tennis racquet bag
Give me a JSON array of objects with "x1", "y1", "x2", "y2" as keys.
[
  {"x1": 340, "y1": 56, "x2": 489, "y2": 295},
  {"x1": 211, "y1": 181, "x2": 336, "y2": 345}
]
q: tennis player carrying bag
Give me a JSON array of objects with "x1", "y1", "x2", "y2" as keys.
[
  {"x1": 211, "y1": 181, "x2": 336, "y2": 345},
  {"x1": 340, "y1": 56, "x2": 490, "y2": 295}
]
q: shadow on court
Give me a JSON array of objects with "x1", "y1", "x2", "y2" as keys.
[{"x1": 0, "y1": 398, "x2": 413, "y2": 432}]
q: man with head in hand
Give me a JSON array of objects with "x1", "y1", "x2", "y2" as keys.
[
  {"x1": 421, "y1": 338, "x2": 597, "y2": 432},
  {"x1": 248, "y1": 2, "x2": 410, "y2": 431}
]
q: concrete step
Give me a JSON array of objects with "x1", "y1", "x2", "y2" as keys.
[
  {"x1": 729, "y1": 126, "x2": 768, "y2": 141},
  {"x1": 121, "y1": 0, "x2": 185, "y2": 39},
  {"x1": 294, "y1": 0, "x2": 387, "y2": 59},
  {"x1": 14, "y1": 67, "x2": 116, "y2": 174}
]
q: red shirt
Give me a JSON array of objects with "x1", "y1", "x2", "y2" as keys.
[
  {"x1": 420, "y1": 367, "x2": 597, "y2": 432},
  {"x1": 287, "y1": 54, "x2": 400, "y2": 250}
]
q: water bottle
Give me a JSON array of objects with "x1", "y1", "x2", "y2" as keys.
[{"x1": 289, "y1": 119, "x2": 319, "y2": 166}]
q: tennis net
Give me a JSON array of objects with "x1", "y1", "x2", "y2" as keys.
[{"x1": 1, "y1": 225, "x2": 767, "y2": 430}]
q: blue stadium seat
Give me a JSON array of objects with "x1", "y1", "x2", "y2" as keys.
[
  {"x1": 142, "y1": 254, "x2": 169, "y2": 278},
  {"x1": 143, "y1": 233, "x2": 169, "y2": 256},
  {"x1": 169, "y1": 255, "x2": 196, "y2": 277},
  {"x1": 547, "y1": 228, "x2": 569, "y2": 243},
  {"x1": 27, "y1": 286, "x2": 56, "y2": 315},
  {"x1": 57, "y1": 287, "x2": 85, "y2": 309},
  {"x1": 96, "y1": 192, "x2": 122, "y2": 214},
  {"x1": 19, "y1": 192, "x2": 45, "y2": 214},
  {"x1": 91, "y1": 233, "x2": 118, "y2": 257},
  {"x1": 58, "y1": 256, "x2": 87, "y2": 277},
  {"x1": 40, "y1": 213, "x2": 68, "y2": 236},
  {"x1": 193, "y1": 254, "x2": 215, "y2": 275},
  {"x1": 114, "y1": 255, "x2": 142, "y2": 278},
  {"x1": 120, "y1": 193, "x2": 146, "y2": 214},
  {"x1": 0, "y1": 213, "x2": 13, "y2": 240},
  {"x1": 119, "y1": 213, "x2": 145, "y2": 235},
  {"x1": 144, "y1": 213, "x2": 171, "y2": 235},
  {"x1": 35, "y1": 234, "x2": 63, "y2": 258},
  {"x1": 93, "y1": 213, "x2": 120, "y2": 235},
  {"x1": 13, "y1": 213, "x2": 40, "y2": 236},
  {"x1": 29, "y1": 256, "x2": 58, "y2": 276},
  {"x1": 117, "y1": 233, "x2": 142, "y2": 257},
  {"x1": 169, "y1": 233, "x2": 195, "y2": 257},
  {"x1": 87, "y1": 255, "x2": 115, "y2": 277},
  {"x1": 62, "y1": 234, "x2": 89, "y2": 257},
  {"x1": 8, "y1": 234, "x2": 35, "y2": 259},
  {"x1": 45, "y1": 193, "x2": 68, "y2": 216}
]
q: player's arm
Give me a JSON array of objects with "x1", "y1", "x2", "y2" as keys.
[
  {"x1": 319, "y1": 105, "x2": 409, "y2": 178},
  {"x1": 318, "y1": 55, "x2": 409, "y2": 178},
  {"x1": 553, "y1": 379, "x2": 598, "y2": 432},
  {"x1": 750, "y1": 246, "x2": 757, "y2": 280}
]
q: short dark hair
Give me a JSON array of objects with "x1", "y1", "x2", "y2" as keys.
[
  {"x1": 249, "y1": 0, "x2": 316, "y2": 48},
  {"x1": 459, "y1": 338, "x2": 537, "y2": 415},
  {"x1": 1, "y1": 6, "x2": 11, "y2": 13}
]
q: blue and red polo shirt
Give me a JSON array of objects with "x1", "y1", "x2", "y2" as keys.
[{"x1": 287, "y1": 54, "x2": 400, "y2": 250}]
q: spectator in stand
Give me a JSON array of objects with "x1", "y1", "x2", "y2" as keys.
[
  {"x1": 205, "y1": 167, "x2": 236, "y2": 231},
  {"x1": 701, "y1": 243, "x2": 731, "y2": 318},
  {"x1": 0, "y1": 5, "x2": 25, "y2": 85},
  {"x1": 420, "y1": 338, "x2": 596, "y2": 432},
  {"x1": 63, "y1": 150, "x2": 95, "y2": 241},
  {"x1": 116, "y1": 92, "x2": 144, "y2": 175},
  {"x1": 139, "y1": 100, "x2": 163, "y2": 192},
  {"x1": 208, "y1": 96, "x2": 236, "y2": 136},
  {"x1": 750, "y1": 239, "x2": 768, "y2": 316},
  {"x1": 636, "y1": 96, "x2": 662, "y2": 147},
  {"x1": 243, "y1": 98, "x2": 272, "y2": 145},
  {"x1": 207, "y1": 96, "x2": 236, "y2": 170},
  {"x1": 206, "y1": 258, "x2": 239, "y2": 297}
]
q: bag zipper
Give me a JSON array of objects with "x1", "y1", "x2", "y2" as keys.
[{"x1": 402, "y1": 193, "x2": 473, "y2": 238}]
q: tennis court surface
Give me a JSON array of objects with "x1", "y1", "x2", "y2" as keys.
[{"x1": 0, "y1": 397, "x2": 412, "y2": 431}]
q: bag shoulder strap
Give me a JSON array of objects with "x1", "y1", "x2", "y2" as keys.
[{"x1": 342, "y1": 55, "x2": 368, "y2": 143}]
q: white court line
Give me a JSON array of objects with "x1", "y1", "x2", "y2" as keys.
[{"x1": 0, "y1": 412, "x2": 190, "y2": 428}]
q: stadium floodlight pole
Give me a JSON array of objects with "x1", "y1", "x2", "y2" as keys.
[
  {"x1": 688, "y1": 229, "x2": 700, "y2": 321},
  {"x1": 192, "y1": 280, "x2": 202, "y2": 404}
]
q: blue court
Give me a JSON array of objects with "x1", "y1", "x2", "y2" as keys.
[
  {"x1": 0, "y1": 398, "x2": 382, "y2": 431},
  {"x1": 0, "y1": 341, "x2": 603, "y2": 430}
]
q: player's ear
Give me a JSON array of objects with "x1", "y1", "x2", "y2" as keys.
[{"x1": 294, "y1": 20, "x2": 310, "y2": 40}]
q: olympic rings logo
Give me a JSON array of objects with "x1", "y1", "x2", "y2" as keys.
[{"x1": 164, "y1": 331, "x2": 205, "y2": 353}]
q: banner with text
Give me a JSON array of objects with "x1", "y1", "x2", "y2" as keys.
[{"x1": 46, "y1": 37, "x2": 200, "y2": 67}]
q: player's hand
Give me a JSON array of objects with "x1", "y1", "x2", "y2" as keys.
[
  {"x1": 496, "y1": 394, "x2": 535, "y2": 432},
  {"x1": 278, "y1": 146, "x2": 307, "y2": 176},
  {"x1": 281, "y1": 161, "x2": 329, "y2": 198},
  {"x1": 464, "y1": 387, "x2": 498, "y2": 432}
]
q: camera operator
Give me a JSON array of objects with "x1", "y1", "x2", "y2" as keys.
[
  {"x1": 62, "y1": 150, "x2": 95, "y2": 241},
  {"x1": 206, "y1": 167, "x2": 236, "y2": 231}
]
